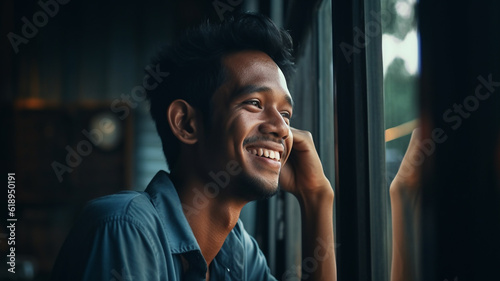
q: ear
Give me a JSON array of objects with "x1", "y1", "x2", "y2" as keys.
[{"x1": 167, "y1": 99, "x2": 199, "y2": 145}]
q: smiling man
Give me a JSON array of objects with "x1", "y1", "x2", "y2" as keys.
[{"x1": 51, "y1": 13, "x2": 336, "y2": 281}]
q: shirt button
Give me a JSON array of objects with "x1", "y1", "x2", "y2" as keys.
[{"x1": 226, "y1": 268, "x2": 230, "y2": 272}]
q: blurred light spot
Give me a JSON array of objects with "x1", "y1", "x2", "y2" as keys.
[
  {"x1": 385, "y1": 119, "x2": 418, "y2": 142},
  {"x1": 395, "y1": 1, "x2": 412, "y2": 19},
  {"x1": 100, "y1": 117, "x2": 116, "y2": 134},
  {"x1": 382, "y1": 30, "x2": 419, "y2": 76}
]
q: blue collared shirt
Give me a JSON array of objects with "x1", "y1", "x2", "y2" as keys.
[{"x1": 51, "y1": 171, "x2": 277, "y2": 280}]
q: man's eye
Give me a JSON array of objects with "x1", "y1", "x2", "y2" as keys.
[
  {"x1": 243, "y1": 100, "x2": 262, "y2": 108},
  {"x1": 281, "y1": 112, "x2": 291, "y2": 119},
  {"x1": 281, "y1": 112, "x2": 292, "y2": 123}
]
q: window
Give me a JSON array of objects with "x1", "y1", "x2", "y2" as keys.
[
  {"x1": 381, "y1": 0, "x2": 419, "y2": 280},
  {"x1": 382, "y1": 0, "x2": 419, "y2": 186},
  {"x1": 237, "y1": 0, "x2": 420, "y2": 279}
]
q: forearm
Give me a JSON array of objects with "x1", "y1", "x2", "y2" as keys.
[
  {"x1": 299, "y1": 188, "x2": 336, "y2": 281},
  {"x1": 390, "y1": 180, "x2": 420, "y2": 281}
]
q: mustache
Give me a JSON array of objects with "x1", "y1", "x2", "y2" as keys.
[{"x1": 243, "y1": 136, "x2": 284, "y2": 147}]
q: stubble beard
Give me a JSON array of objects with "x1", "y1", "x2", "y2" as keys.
[{"x1": 233, "y1": 170, "x2": 280, "y2": 201}]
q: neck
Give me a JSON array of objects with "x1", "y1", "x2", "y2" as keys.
[{"x1": 172, "y1": 172, "x2": 246, "y2": 266}]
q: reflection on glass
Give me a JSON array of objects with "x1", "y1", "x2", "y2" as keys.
[{"x1": 382, "y1": 0, "x2": 419, "y2": 185}]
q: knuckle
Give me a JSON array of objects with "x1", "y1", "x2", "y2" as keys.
[{"x1": 304, "y1": 131, "x2": 314, "y2": 140}]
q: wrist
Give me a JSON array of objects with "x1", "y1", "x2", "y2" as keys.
[
  {"x1": 297, "y1": 184, "x2": 334, "y2": 211},
  {"x1": 390, "y1": 177, "x2": 421, "y2": 211}
]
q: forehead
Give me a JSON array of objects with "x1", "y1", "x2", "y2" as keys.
[{"x1": 217, "y1": 50, "x2": 293, "y2": 106}]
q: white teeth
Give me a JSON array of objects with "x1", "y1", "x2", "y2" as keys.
[{"x1": 247, "y1": 147, "x2": 281, "y2": 161}]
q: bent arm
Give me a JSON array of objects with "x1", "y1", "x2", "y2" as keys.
[
  {"x1": 299, "y1": 187, "x2": 336, "y2": 281},
  {"x1": 390, "y1": 180, "x2": 420, "y2": 281},
  {"x1": 280, "y1": 128, "x2": 336, "y2": 281},
  {"x1": 390, "y1": 129, "x2": 422, "y2": 281}
]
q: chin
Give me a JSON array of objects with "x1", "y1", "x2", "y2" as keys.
[{"x1": 234, "y1": 172, "x2": 280, "y2": 201}]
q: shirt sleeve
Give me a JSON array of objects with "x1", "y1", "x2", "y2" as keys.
[{"x1": 51, "y1": 196, "x2": 168, "y2": 281}]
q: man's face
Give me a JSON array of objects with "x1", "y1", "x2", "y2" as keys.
[{"x1": 199, "y1": 50, "x2": 294, "y2": 201}]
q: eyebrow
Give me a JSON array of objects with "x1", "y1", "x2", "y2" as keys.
[{"x1": 231, "y1": 84, "x2": 294, "y2": 108}]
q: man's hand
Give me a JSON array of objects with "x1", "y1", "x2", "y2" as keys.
[
  {"x1": 390, "y1": 128, "x2": 423, "y2": 206},
  {"x1": 279, "y1": 127, "x2": 336, "y2": 281},
  {"x1": 279, "y1": 127, "x2": 333, "y2": 202}
]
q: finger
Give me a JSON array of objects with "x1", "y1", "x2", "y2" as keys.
[
  {"x1": 394, "y1": 128, "x2": 424, "y2": 189},
  {"x1": 289, "y1": 127, "x2": 314, "y2": 152}
]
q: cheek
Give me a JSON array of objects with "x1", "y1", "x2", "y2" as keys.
[
  {"x1": 228, "y1": 112, "x2": 259, "y2": 137},
  {"x1": 219, "y1": 113, "x2": 256, "y2": 158}
]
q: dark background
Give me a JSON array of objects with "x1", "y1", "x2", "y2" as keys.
[
  {"x1": 0, "y1": 1, "x2": 264, "y2": 279},
  {"x1": 2, "y1": 0, "x2": 500, "y2": 280},
  {"x1": 1, "y1": 1, "x2": 325, "y2": 280}
]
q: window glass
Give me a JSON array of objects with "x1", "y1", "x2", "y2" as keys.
[
  {"x1": 318, "y1": 0, "x2": 335, "y2": 190},
  {"x1": 317, "y1": 0, "x2": 335, "y2": 259},
  {"x1": 381, "y1": 0, "x2": 419, "y2": 277},
  {"x1": 382, "y1": 0, "x2": 419, "y2": 186}
]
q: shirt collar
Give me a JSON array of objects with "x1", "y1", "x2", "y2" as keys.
[
  {"x1": 144, "y1": 170, "x2": 201, "y2": 254},
  {"x1": 214, "y1": 226, "x2": 244, "y2": 278},
  {"x1": 145, "y1": 170, "x2": 244, "y2": 279}
]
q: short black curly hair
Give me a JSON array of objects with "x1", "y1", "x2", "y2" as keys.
[{"x1": 147, "y1": 12, "x2": 295, "y2": 171}]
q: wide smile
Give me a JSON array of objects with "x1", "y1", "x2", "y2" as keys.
[
  {"x1": 246, "y1": 147, "x2": 281, "y2": 161},
  {"x1": 244, "y1": 144, "x2": 284, "y2": 171}
]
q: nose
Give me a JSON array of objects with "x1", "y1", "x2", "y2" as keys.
[{"x1": 259, "y1": 107, "x2": 290, "y2": 140}]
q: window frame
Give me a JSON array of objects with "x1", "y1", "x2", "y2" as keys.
[
  {"x1": 332, "y1": 0, "x2": 389, "y2": 280},
  {"x1": 244, "y1": 0, "x2": 390, "y2": 279}
]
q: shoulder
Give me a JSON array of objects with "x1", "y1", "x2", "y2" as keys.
[
  {"x1": 51, "y1": 191, "x2": 171, "y2": 280},
  {"x1": 58, "y1": 190, "x2": 167, "y2": 259},
  {"x1": 76, "y1": 190, "x2": 159, "y2": 234},
  {"x1": 83, "y1": 191, "x2": 152, "y2": 217}
]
